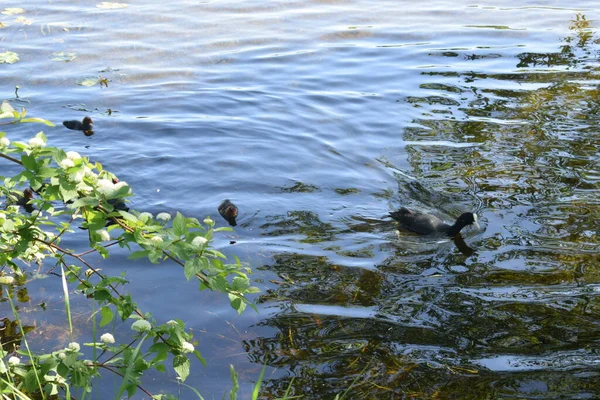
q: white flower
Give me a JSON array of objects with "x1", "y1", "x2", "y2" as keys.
[
  {"x1": 167, "y1": 320, "x2": 178, "y2": 326},
  {"x1": 150, "y1": 235, "x2": 163, "y2": 245},
  {"x1": 96, "y1": 179, "x2": 115, "y2": 196},
  {"x1": 7, "y1": 356, "x2": 20, "y2": 366},
  {"x1": 100, "y1": 333, "x2": 115, "y2": 344},
  {"x1": 0, "y1": 276, "x2": 15, "y2": 285},
  {"x1": 191, "y1": 236, "x2": 208, "y2": 248},
  {"x1": 84, "y1": 166, "x2": 97, "y2": 179},
  {"x1": 29, "y1": 137, "x2": 45, "y2": 148},
  {"x1": 139, "y1": 212, "x2": 153, "y2": 222},
  {"x1": 114, "y1": 181, "x2": 129, "y2": 191},
  {"x1": 96, "y1": 230, "x2": 110, "y2": 242},
  {"x1": 66, "y1": 151, "x2": 81, "y2": 161},
  {"x1": 0, "y1": 137, "x2": 9, "y2": 148},
  {"x1": 203, "y1": 217, "x2": 213, "y2": 225},
  {"x1": 131, "y1": 319, "x2": 152, "y2": 332},
  {"x1": 67, "y1": 342, "x2": 80, "y2": 352},
  {"x1": 59, "y1": 158, "x2": 75, "y2": 169},
  {"x1": 58, "y1": 352, "x2": 66, "y2": 360},
  {"x1": 181, "y1": 341, "x2": 195, "y2": 354},
  {"x1": 156, "y1": 212, "x2": 171, "y2": 222}
]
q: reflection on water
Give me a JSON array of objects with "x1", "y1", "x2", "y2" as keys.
[{"x1": 1, "y1": 0, "x2": 600, "y2": 398}]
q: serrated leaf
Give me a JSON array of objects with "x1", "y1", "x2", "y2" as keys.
[
  {"x1": 173, "y1": 212, "x2": 186, "y2": 236},
  {"x1": 228, "y1": 294, "x2": 246, "y2": 315},
  {"x1": 183, "y1": 260, "x2": 197, "y2": 281},
  {"x1": 0, "y1": 51, "x2": 19, "y2": 64},
  {"x1": 173, "y1": 355, "x2": 190, "y2": 382},
  {"x1": 100, "y1": 306, "x2": 114, "y2": 326},
  {"x1": 21, "y1": 154, "x2": 37, "y2": 171},
  {"x1": 232, "y1": 276, "x2": 249, "y2": 291},
  {"x1": 148, "y1": 343, "x2": 169, "y2": 363}
]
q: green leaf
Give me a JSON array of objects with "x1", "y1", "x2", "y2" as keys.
[
  {"x1": 128, "y1": 250, "x2": 150, "y2": 260},
  {"x1": 100, "y1": 306, "x2": 114, "y2": 326},
  {"x1": 20, "y1": 117, "x2": 55, "y2": 126},
  {"x1": 37, "y1": 167, "x2": 58, "y2": 178},
  {"x1": 228, "y1": 294, "x2": 246, "y2": 315},
  {"x1": 183, "y1": 260, "x2": 197, "y2": 281},
  {"x1": 93, "y1": 288, "x2": 111, "y2": 301},
  {"x1": 0, "y1": 51, "x2": 19, "y2": 64},
  {"x1": 246, "y1": 286, "x2": 261, "y2": 294},
  {"x1": 173, "y1": 212, "x2": 186, "y2": 236},
  {"x1": 232, "y1": 276, "x2": 249, "y2": 292},
  {"x1": 148, "y1": 343, "x2": 169, "y2": 363},
  {"x1": 173, "y1": 355, "x2": 190, "y2": 382},
  {"x1": 69, "y1": 197, "x2": 99, "y2": 208},
  {"x1": 21, "y1": 154, "x2": 37, "y2": 171},
  {"x1": 23, "y1": 368, "x2": 40, "y2": 392}
]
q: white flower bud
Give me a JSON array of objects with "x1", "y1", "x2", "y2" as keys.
[
  {"x1": 96, "y1": 230, "x2": 110, "y2": 242},
  {"x1": 131, "y1": 319, "x2": 152, "y2": 332},
  {"x1": 100, "y1": 333, "x2": 115, "y2": 344},
  {"x1": 181, "y1": 341, "x2": 194, "y2": 354},
  {"x1": 156, "y1": 212, "x2": 171, "y2": 222},
  {"x1": 66, "y1": 151, "x2": 81, "y2": 160},
  {"x1": 191, "y1": 236, "x2": 208, "y2": 248},
  {"x1": 60, "y1": 158, "x2": 75, "y2": 169},
  {"x1": 0, "y1": 137, "x2": 9, "y2": 148},
  {"x1": 139, "y1": 212, "x2": 153, "y2": 222},
  {"x1": 7, "y1": 356, "x2": 20, "y2": 366},
  {"x1": 67, "y1": 342, "x2": 80, "y2": 352},
  {"x1": 28, "y1": 137, "x2": 45, "y2": 148}
]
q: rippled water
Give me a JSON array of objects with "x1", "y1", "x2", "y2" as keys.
[{"x1": 2, "y1": 0, "x2": 600, "y2": 398}]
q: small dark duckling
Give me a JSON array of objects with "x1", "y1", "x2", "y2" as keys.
[
  {"x1": 16, "y1": 188, "x2": 35, "y2": 213},
  {"x1": 63, "y1": 117, "x2": 94, "y2": 136},
  {"x1": 390, "y1": 207, "x2": 479, "y2": 236},
  {"x1": 218, "y1": 199, "x2": 238, "y2": 226}
]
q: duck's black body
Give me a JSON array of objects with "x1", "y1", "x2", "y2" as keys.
[
  {"x1": 218, "y1": 199, "x2": 238, "y2": 226},
  {"x1": 390, "y1": 207, "x2": 479, "y2": 236},
  {"x1": 63, "y1": 117, "x2": 93, "y2": 133}
]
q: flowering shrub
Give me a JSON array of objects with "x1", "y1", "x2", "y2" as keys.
[{"x1": 0, "y1": 101, "x2": 259, "y2": 398}]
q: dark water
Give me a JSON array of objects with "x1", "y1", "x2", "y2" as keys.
[{"x1": 2, "y1": 0, "x2": 600, "y2": 398}]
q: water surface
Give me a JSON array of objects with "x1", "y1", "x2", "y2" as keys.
[{"x1": 1, "y1": 0, "x2": 600, "y2": 398}]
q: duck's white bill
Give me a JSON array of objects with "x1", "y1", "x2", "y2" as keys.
[{"x1": 473, "y1": 213, "x2": 480, "y2": 230}]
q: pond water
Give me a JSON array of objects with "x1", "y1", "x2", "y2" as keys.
[{"x1": 2, "y1": 0, "x2": 600, "y2": 398}]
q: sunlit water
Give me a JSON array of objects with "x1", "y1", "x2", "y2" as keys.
[{"x1": 2, "y1": 0, "x2": 600, "y2": 398}]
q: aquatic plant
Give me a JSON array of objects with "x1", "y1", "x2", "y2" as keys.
[{"x1": 0, "y1": 101, "x2": 259, "y2": 398}]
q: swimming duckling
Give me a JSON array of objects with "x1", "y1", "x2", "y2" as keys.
[
  {"x1": 390, "y1": 207, "x2": 479, "y2": 236},
  {"x1": 218, "y1": 199, "x2": 238, "y2": 226}
]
